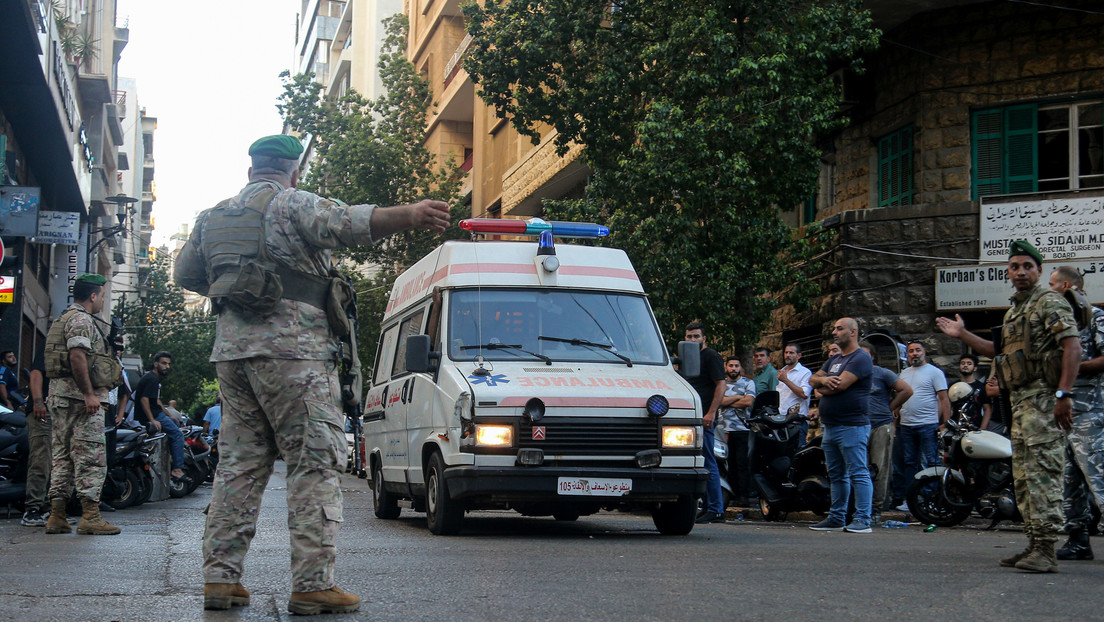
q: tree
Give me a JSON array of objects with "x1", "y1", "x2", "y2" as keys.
[
  {"x1": 121, "y1": 258, "x2": 216, "y2": 414},
  {"x1": 463, "y1": 1, "x2": 878, "y2": 350},
  {"x1": 276, "y1": 14, "x2": 467, "y2": 364}
]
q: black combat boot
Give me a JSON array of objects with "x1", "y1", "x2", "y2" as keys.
[{"x1": 1056, "y1": 527, "x2": 1094, "y2": 561}]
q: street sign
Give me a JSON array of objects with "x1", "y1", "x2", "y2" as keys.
[{"x1": 0, "y1": 275, "x2": 14, "y2": 303}]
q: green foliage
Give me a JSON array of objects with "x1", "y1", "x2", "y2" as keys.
[
  {"x1": 464, "y1": 1, "x2": 878, "y2": 351},
  {"x1": 276, "y1": 14, "x2": 467, "y2": 369},
  {"x1": 121, "y1": 258, "x2": 215, "y2": 414}
]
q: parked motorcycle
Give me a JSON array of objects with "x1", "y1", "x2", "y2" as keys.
[
  {"x1": 169, "y1": 424, "x2": 214, "y2": 498},
  {"x1": 904, "y1": 382, "x2": 1018, "y2": 528},
  {"x1": 0, "y1": 405, "x2": 29, "y2": 509},
  {"x1": 740, "y1": 391, "x2": 831, "y2": 521},
  {"x1": 101, "y1": 423, "x2": 165, "y2": 509},
  {"x1": 695, "y1": 432, "x2": 735, "y2": 514}
]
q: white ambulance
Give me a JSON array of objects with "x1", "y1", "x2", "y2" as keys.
[{"x1": 363, "y1": 218, "x2": 708, "y2": 535}]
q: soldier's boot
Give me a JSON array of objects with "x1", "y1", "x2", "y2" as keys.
[
  {"x1": 44, "y1": 498, "x2": 71, "y2": 534},
  {"x1": 1015, "y1": 540, "x2": 1059, "y2": 573},
  {"x1": 287, "y1": 586, "x2": 361, "y2": 615},
  {"x1": 76, "y1": 499, "x2": 121, "y2": 535},
  {"x1": 203, "y1": 583, "x2": 251, "y2": 610},
  {"x1": 999, "y1": 538, "x2": 1034, "y2": 568},
  {"x1": 1056, "y1": 527, "x2": 1094, "y2": 561}
]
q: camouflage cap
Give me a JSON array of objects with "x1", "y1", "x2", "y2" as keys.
[
  {"x1": 1009, "y1": 239, "x2": 1043, "y2": 267},
  {"x1": 247, "y1": 134, "x2": 303, "y2": 160},
  {"x1": 75, "y1": 273, "x2": 107, "y2": 285}
]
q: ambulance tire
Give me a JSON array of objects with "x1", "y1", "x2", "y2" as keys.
[
  {"x1": 372, "y1": 462, "x2": 400, "y2": 520},
  {"x1": 426, "y1": 452, "x2": 463, "y2": 535},
  {"x1": 652, "y1": 495, "x2": 696, "y2": 535}
]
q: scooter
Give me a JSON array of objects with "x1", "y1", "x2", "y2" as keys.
[
  {"x1": 695, "y1": 430, "x2": 735, "y2": 514},
  {"x1": 0, "y1": 405, "x2": 29, "y2": 510},
  {"x1": 740, "y1": 391, "x2": 831, "y2": 521},
  {"x1": 102, "y1": 423, "x2": 165, "y2": 509},
  {"x1": 904, "y1": 383, "x2": 1018, "y2": 528},
  {"x1": 169, "y1": 425, "x2": 213, "y2": 498}
]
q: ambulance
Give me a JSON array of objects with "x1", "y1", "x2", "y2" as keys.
[{"x1": 363, "y1": 218, "x2": 708, "y2": 535}]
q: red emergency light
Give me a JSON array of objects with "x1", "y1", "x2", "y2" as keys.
[{"x1": 459, "y1": 218, "x2": 610, "y2": 238}]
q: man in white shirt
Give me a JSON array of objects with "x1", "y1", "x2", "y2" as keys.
[
  {"x1": 777, "y1": 343, "x2": 813, "y2": 447},
  {"x1": 893, "y1": 340, "x2": 950, "y2": 511}
]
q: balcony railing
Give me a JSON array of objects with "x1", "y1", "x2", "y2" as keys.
[{"x1": 443, "y1": 33, "x2": 473, "y2": 89}]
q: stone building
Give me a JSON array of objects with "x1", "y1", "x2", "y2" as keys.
[{"x1": 764, "y1": 0, "x2": 1104, "y2": 374}]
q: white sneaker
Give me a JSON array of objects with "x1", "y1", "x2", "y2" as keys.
[{"x1": 896, "y1": 503, "x2": 910, "y2": 512}]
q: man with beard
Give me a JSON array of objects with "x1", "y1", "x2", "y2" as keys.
[
  {"x1": 777, "y1": 343, "x2": 812, "y2": 447},
  {"x1": 684, "y1": 322, "x2": 727, "y2": 524},
  {"x1": 893, "y1": 341, "x2": 950, "y2": 511},
  {"x1": 134, "y1": 352, "x2": 185, "y2": 480},
  {"x1": 937, "y1": 240, "x2": 1080, "y2": 572},
  {"x1": 718, "y1": 356, "x2": 756, "y2": 506}
]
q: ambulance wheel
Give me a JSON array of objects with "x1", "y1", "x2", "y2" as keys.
[
  {"x1": 425, "y1": 452, "x2": 463, "y2": 535},
  {"x1": 652, "y1": 495, "x2": 696, "y2": 535},
  {"x1": 372, "y1": 462, "x2": 400, "y2": 520}
]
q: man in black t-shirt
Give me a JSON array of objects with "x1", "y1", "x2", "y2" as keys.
[
  {"x1": 134, "y1": 352, "x2": 185, "y2": 479},
  {"x1": 684, "y1": 321, "x2": 727, "y2": 524}
]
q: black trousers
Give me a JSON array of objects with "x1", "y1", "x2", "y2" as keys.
[{"x1": 727, "y1": 431, "x2": 754, "y2": 502}]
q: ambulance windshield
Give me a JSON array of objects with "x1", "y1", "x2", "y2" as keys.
[{"x1": 447, "y1": 289, "x2": 667, "y2": 365}]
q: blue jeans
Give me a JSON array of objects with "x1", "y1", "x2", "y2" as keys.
[
  {"x1": 154, "y1": 412, "x2": 186, "y2": 470},
  {"x1": 899, "y1": 423, "x2": 940, "y2": 488},
  {"x1": 822, "y1": 423, "x2": 873, "y2": 524},
  {"x1": 701, "y1": 426, "x2": 723, "y2": 513}
]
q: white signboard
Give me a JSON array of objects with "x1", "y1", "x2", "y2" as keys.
[
  {"x1": 36, "y1": 210, "x2": 81, "y2": 244},
  {"x1": 980, "y1": 195, "x2": 1104, "y2": 262},
  {"x1": 936, "y1": 260, "x2": 1104, "y2": 311}
]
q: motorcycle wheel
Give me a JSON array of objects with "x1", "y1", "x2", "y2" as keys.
[
  {"x1": 184, "y1": 464, "x2": 203, "y2": 495},
  {"x1": 108, "y1": 470, "x2": 142, "y2": 509},
  {"x1": 905, "y1": 474, "x2": 972, "y2": 527},
  {"x1": 760, "y1": 497, "x2": 787, "y2": 522},
  {"x1": 168, "y1": 470, "x2": 189, "y2": 498}
]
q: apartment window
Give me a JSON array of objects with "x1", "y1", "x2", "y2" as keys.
[
  {"x1": 877, "y1": 125, "x2": 913, "y2": 207},
  {"x1": 972, "y1": 100, "x2": 1104, "y2": 198}
]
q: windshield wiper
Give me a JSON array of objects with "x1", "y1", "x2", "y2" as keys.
[
  {"x1": 538, "y1": 335, "x2": 632, "y2": 367},
  {"x1": 460, "y1": 342, "x2": 552, "y2": 365}
]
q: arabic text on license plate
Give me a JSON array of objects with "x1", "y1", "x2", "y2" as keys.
[{"x1": 557, "y1": 477, "x2": 632, "y2": 496}]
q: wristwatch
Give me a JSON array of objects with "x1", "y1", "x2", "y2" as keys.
[{"x1": 1055, "y1": 390, "x2": 1075, "y2": 400}]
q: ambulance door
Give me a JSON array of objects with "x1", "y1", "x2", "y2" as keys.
[
  {"x1": 388, "y1": 306, "x2": 429, "y2": 487},
  {"x1": 367, "y1": 323, "x2": 408, "y2": 487}
]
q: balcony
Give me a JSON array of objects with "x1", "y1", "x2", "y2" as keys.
[{"x1": 443, "y1": 33, "x2": 472, "y2": 90}]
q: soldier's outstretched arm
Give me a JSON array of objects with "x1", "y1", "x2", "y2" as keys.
[
  {"x1": 370, "y1": 199, "x2": 450, "y2": 240},
  {"x1": 935, "y1": 314, "x2": 995, "y2": 357}
]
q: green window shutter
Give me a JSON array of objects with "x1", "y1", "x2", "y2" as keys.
[
  {"x1": 877, "y1": 125, "x2": 914, "y2": 207},
  {"x1": 1003, "y1": 104, "x2": 1037, "y2": 194},
  {"x1": 972, "y1": 108, "x2": 1004, "y2": 199}
]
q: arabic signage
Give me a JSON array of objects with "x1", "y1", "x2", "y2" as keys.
[
  {"x1": 0, "y1": 186, "x2": 41, "y2": 237},
  {"x1": 935, "y1": 259, "x2": 1104, "y2": 311},
  {"x1": 36, "y1": 210, "x2": 81, "y2": 244},
  {"x1": 0, "y1": 275, "x2": 14, "y2": 303},
  {"x1": 980, "y1": 195, "x2": 1104, "y2": 262}
]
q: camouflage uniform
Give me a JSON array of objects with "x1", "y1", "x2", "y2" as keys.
[
  {"x1": 1004, "y1": 284, "x2": 1080, "y2": 545},
  {"x1": 1063, "y1": 305, "x2": 1104, "y2": 529},
  {"x1": 176, "y1": 180, "x2": 375, "y2": 593},
  {"x1": 47, "y1": 304, "x2": 110, "y2": 504}
]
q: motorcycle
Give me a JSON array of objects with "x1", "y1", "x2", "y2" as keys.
[
  {"x1": 740, "y1": 391, "x2": 831, "y2": 521},
  {"x1": 695, "y1": 431, "x2": 735, "y2": 514},
  {"x1": 0, "y1": 405, "x2": 29, "y2": 510},
  {"x1": 101, "y1": 423, "x2": 165, "y2": 509},
  {"x1": 904, "y1": 382, "x2": 1018, "y2": 528},
  {"x1": 169, "y1": 424, "x2": 214, "y2": 498}
]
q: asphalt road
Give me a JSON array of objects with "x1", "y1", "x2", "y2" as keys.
[{"x1": 1, "y1": 464, "x2": 1102, "y2": 621}]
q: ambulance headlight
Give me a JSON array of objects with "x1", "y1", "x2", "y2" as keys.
[
  {"x1": 475, "y1": 425, "x2": 513, "y2": 447},
  {"x1": 646, "y1": 394, "x2": 669, "y2": 416},
  {"x1": 661, "y1": 426, "x2": 697, "y2": 448}
]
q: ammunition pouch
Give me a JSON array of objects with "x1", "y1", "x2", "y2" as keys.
[
  {"x1": 1064, "y1": 287, "x2": 1093, "y2": 331},
  {"x1": 88, "y1": 353, "x2": 123, "y2": 390},
  {"x1": 210, "y1": 262, "x2": 284, "y2": 316}
]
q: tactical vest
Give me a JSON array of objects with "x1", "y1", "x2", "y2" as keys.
[
  {"x1": 994, "y1": 287, "x2": 1065, "y2": 390},
  {"x1": 44, "y1": 307, "x2": 123, "y2": 389},
  {"x1": 198, "y1": 185, "x2": 354, "y2": 337}
]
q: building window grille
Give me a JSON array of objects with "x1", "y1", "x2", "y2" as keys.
[{"x1": 877, "y1": 125, "x2": 913, "y2": 207}]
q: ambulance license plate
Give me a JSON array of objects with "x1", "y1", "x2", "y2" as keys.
[{"x1": 557, "y1": 477, "x2": 632, "y2": 496}]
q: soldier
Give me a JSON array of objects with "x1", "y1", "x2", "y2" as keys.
[
  {"x1": 1047, "y1": 266, "x2": 1104, "y2": 561},
  {"x1": 936, "y1": 240, "x2": 1081, "y2": 573},
  {"x1": 175, "y1": 135, "x2": 449, "y2": 614},
  {"x1": 42, "y1": 273, "x2": 122, "y2": 536}
]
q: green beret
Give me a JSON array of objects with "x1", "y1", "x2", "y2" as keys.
[
  {"x1": 247, "y1": 135, "x2": 303, "y2": 160},
  {"x1": 1009, "y1": 239, "x2": 1043, "y2": 267},
  {"x1": 75, "y1": 273, "x2": 107, "y2": 286}
]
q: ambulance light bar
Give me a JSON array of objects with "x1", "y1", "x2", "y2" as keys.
[{"x1": 459, "y1": 218, "x2": 610, "y2": 238}]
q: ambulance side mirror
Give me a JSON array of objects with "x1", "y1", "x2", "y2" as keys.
[
  {"x1": 406, "y1": 335, "x2": 439, "y2": 373},
  {"x1": 675, "y1": 341, "x2": 700, "y2": 378}
]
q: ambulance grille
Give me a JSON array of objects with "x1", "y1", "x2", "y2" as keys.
[{"x1": 518, "y1": 417, "x2": 658, "y2": 455}]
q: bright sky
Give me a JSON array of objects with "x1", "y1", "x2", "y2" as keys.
[{"x1": 116, "y1": 0, "x2": 300, "y2": 247}]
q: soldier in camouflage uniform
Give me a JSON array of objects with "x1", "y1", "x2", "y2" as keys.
[
  {"x1": 937, "y1": 240, "x2": 1081, "y2": 573},
  {"x1": 1048, "y1": 266, "x2": 1104, "y2": 560},
  {"x1": 43, "y1": 273, "x2": 121, "y2": 536},
  {"x1": 175, "y1": 135, "x2": 449, "y2": 615}
]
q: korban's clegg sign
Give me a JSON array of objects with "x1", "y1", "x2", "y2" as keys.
[{"x1": 935, "y1": 259, "x2": 1104, "y2": 311}]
